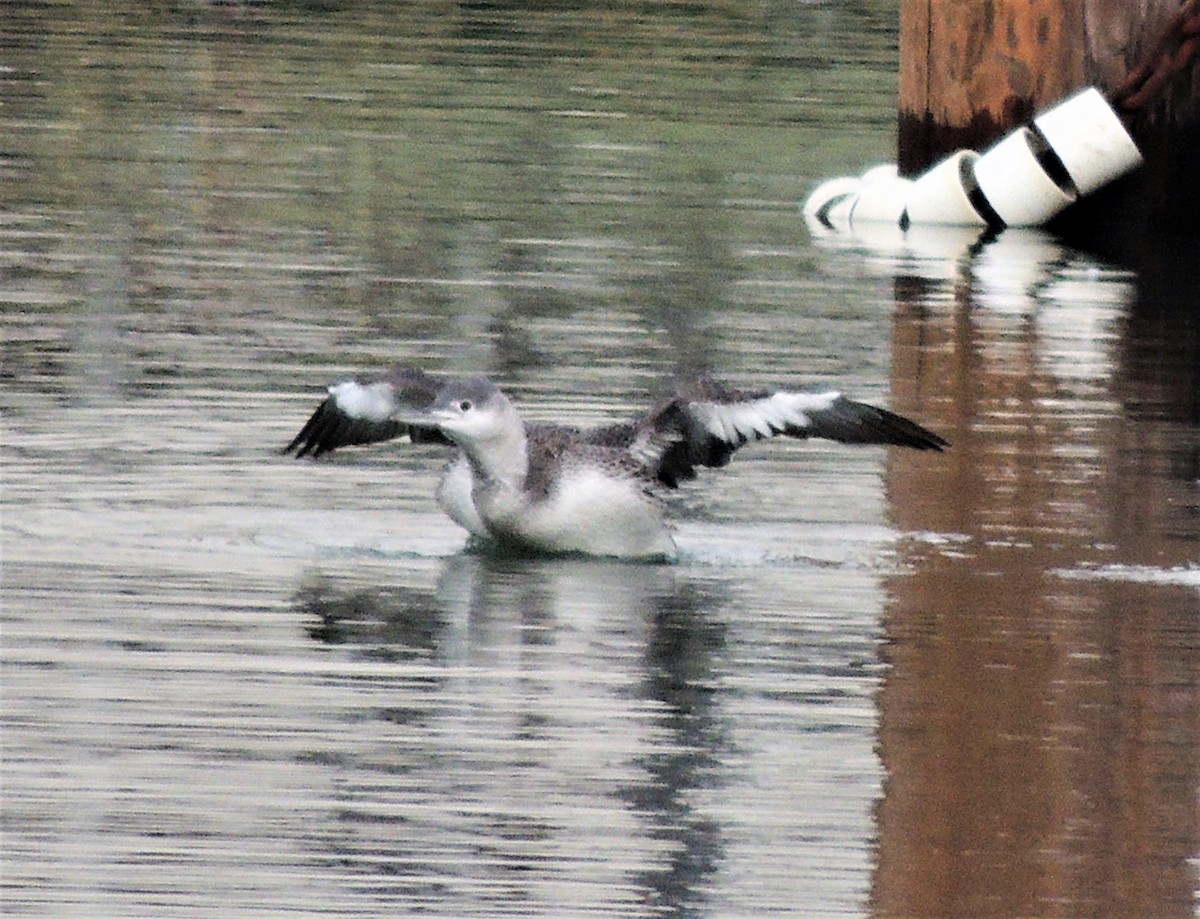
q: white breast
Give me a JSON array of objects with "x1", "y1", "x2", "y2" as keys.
[
  {"x1": 478, "y1": 464, "x2": 675, "y2": 560},
  {"x1": 435, "y1": 454, "x2": 488, "y2": 536}
]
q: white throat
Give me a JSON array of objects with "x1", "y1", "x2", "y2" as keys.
[{"x1": 456, "y1": 407, "x2": 529, "y2": 490}]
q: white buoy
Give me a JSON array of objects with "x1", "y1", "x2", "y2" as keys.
[
  {"x1": 804, "y1": 84, "x2": 1144, "y2": 236},
  {"x1": 823, "y1": 191, "x2": 859, "y2": 230},
  {"x1": 860, "y1": 163, "x2": 900, "y2": 185},
  {"x1": 850, "y1": 173, "x2": 914, "y2": 225},
  {"x1": 1033, "y1": 86, "x2": 1143, "y2": 196},
  {"x1": 801, "y1": 177, "x2": 862, "y2": 221},
  {"x1": 972, "y1": 128, "x2": 1078, "y2": 227},
  {"x1": 903, "y1": 150, "x2": 989, "y2": 226}
]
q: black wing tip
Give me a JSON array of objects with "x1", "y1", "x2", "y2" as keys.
[
  {"x1": 281, "y1": 435, "x2": 329, "y2": 459},
  {"x1": 871, "y1": 404, "x2": 949, "y2": 452},
  {"x1": 281, "y1": 398, "x2": 338, "y2": 459},
  {"x1": 281, "y1": 418, "x2": 318, "y2": 458},
  {"x1": 906, "y1": 431, "x2": 949, "y2": 452},
  {"x1": 282, "y1": 412, "x2": 446, "y2": 459},
  {"x1": 282, "y1": 439, "x2": 331, "y2": 459},
  {"x1": 832, "y1": 398, "x2": 948, "y2": 452}
]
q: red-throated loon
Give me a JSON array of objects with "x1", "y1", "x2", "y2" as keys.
[{"x1": 284, "y1": 369, "x2": 946, "y2": 559}]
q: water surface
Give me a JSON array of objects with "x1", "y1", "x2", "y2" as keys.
[{"x1": 2, "y1": 3, "x2": 1197, "y2": 918}]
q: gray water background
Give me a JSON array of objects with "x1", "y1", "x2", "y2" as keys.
[{"x1": 2, "y1": 2, "x2": 1197, "y2": 917}]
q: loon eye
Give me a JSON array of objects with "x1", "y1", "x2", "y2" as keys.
[{"x1": 458, "y1": 400, "x2": 472, "y2": 412}]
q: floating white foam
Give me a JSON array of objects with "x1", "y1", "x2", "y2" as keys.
[{"x1": 1051, "y1": 563, "x2": 1200, "y2": 587}]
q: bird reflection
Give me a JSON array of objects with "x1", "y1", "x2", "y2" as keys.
[
  {"x1": 296, "y1": 576, "x2": 445, "y2": 662},
  {"x1": 623, "y1": 588, "x2": 731, "y2": 917},
  {"x1": 293, "y1": 552, "x2": 733, "y2": 915}
]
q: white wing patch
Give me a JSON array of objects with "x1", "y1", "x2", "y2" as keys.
[
  {"x1": 328, "y1": 380, "x2": 397, "y2": 421},
  {"x1": 626, "y1": 426, "x2": 678, "y2": 468},
  {"x1": 695, "y1": 390, "x2": 842, "y2": 444}
]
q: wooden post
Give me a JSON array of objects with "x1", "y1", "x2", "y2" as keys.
[
  {"x1": 899, "y1": 0, "x2": 1084, "y2": 175},
  {"x1": 898, "y1": 0, "x2": 1199, "y2": 232}
]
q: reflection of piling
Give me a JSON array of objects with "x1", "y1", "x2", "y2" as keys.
[
  {"x1": 898, "y1": 0, "x2": 1200, "y2": 233},
  {"x1": 881, "y1": 246, "x2": 1200, "y2": 919}
]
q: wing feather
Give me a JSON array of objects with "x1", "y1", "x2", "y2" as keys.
[
  {"x1": 283, "y1": 367, "x2": 448, "y2": 458},
  {"x1": 619, "y1": 376, "x2": 945, "y2": 487}
]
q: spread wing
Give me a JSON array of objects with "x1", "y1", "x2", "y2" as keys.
[
  {"x1": 283, "y1": 367, "x2": 450, "y2": 458},
  {"x1": 600, "y1": 376, "x2": 947, "y2": 488}
]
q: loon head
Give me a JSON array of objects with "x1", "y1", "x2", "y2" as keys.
[
  {"x1": 422, "y1": 377, "x2": 514, "y2": 442},
  {"x1": 402, "y1": 377, "x2": 527, "y2": 484}
]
